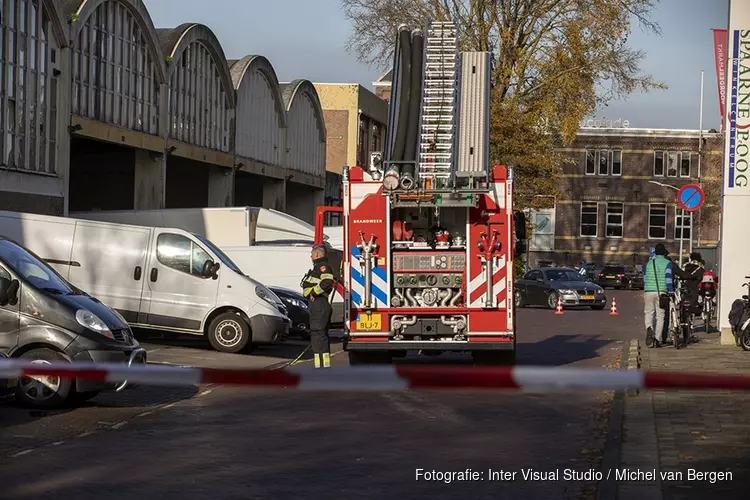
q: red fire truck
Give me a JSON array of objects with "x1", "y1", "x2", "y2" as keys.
[{"x1": 314, "y1": 20, "x2": 526, "y2": 365}]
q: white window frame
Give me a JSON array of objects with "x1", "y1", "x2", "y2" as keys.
[
  {"x1": 653, "y1": 151, "x2": 665, "y2": 177},
  {"x1": 605, "y1": 202, "x2": 624, "y2": 238},
  {"x1": 611, "y1": 150, "x2": 622, "y2": 176},
  {"x1": 674, "y1": 207, "x2": 693, "y2": 241},
  {"x1": 598, "y1": 149, "x2": 609, "y2": 175},
  {"x1": 680, "y1": 151, "x2": 691, "y2": 178},
  {"x1": 666, "y1": 151, "x2": 678, "y2": 178},
  {"x1": 648, "y1": 203, "x2": 667, "y2": 240},
  {"x1": 585, "y1": 149, "x2": 596, "y2": 175},
  {"x1": 580, "y1": 201, "x2": 598, "y2": 237}
]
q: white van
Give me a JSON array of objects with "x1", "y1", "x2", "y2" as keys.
[
  {"x1": 72, "y1": 207, "x2": 346, "y2": 323},
  {"x1": 0, "y1": 211, "x2": 290, "y2": 353}
]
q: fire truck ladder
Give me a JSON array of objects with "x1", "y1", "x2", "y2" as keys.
[{"x1": 418, "y1": 20, "x2": 458, "y2": 187}]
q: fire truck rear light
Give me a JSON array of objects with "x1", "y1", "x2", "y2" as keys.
[{"x1": 617, "y1": 274, "x2": 625, "y2": 278}]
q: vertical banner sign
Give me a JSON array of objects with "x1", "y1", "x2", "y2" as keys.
[
  {"x1": 713, "y1": 29, "x2": 728, "y2": 129},
  {"x1": 727, "y1": 29, "x2": 750, "y2": 189}
]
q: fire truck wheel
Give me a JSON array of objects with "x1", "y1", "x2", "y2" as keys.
[
  {"x1": 348, "y1": 351, "x2": 392, "y2": 365},
  {"x1": 472, "y1": 350, "x2": 515, "y2": 366}
]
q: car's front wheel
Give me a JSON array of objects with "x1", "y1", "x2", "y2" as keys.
[
  {"x1": 547, "y1": 291, "x2": 560, "y2": 310},
  {"x1": 207, "y1": 312, "x2": 251, "y2": 353},
  {"x1": 16, "y1": 348, "x2": 74, "y2": 409}
]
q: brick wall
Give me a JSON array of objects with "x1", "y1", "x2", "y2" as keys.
[
  {"x1": 529, "y1": 130, "x2": 723, "y2": 267},
  {"x1": 323, "y1": 109, "x2": 349, "y2": 174}
]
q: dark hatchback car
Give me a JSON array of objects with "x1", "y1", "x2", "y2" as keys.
[
  {"x1": 0, "y1": 237, "x2": 145, "y2": 408},
  {"x1": 597, "y1": 265, "x2": 644, "y2": 289},
  {"x1": 269, "y1": 287, "x2": 310, "y2": 339},
  {"x1": 515, "y1": 267, "x2": 607, "y2": 310}
]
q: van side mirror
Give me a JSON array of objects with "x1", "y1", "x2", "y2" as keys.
[
  {"x1": 210, "y1": 262, "x2": 220, "y2": 280},
  {"x1": 202, "y1": 260, "x2": 215, "y2": 279},
  {"x1": 0, "y1": 277, "x2": 19, "y2": 306},
  {"x1": 514, "y1": 211, "x2": 527, "y2": 240}
]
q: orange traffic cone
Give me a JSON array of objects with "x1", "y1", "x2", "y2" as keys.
[
  {"x1": 555, "y1": 296, "x2": 564, "y2": 315},
  {"x1": 610, "y1": 297, "x2": 619, "y2": 316}
]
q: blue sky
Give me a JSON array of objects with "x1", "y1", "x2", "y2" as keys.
[{"x1": 142, "y1": 0, "x2": 728, "y2": 130}]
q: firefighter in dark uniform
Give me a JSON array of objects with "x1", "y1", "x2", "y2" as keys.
[{"x1": 301, "y1": 244, "x2": 335, "y2": 368}]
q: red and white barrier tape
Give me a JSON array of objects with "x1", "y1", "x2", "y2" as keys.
[{"x1": 2, "y1": 359, "x2": 750, "y2": 391}]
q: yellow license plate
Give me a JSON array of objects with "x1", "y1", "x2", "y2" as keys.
[
  {"x1": 356, "y1": 313, "x2": 382, "y2": 331},
  {"x1": 581, "y1": 295, "x2": 595, "y2": 300},
  {"x1": 606, "y1": 275, "x2": 615, "y2": 278}
]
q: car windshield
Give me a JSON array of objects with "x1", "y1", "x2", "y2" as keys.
[
  {"x1": 544, "y1": 269, "x2": 583, "y2": 281},
  {"x1": 0, "y1": 239, "x2": 75, "y2": 294},
  {"x1": 192, "y1": 233, "x2": 244, "y2": 275}
]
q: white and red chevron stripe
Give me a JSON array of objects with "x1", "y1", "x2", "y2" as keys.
[
  {"x1": 4, "y1": 360, "x2": 750, "y2": 391},
  {"x1": 468, "y1": 256, "x2": 507, "y2": 308}
]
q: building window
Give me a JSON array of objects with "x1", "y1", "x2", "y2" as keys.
[
  {"x1": 674, "y1": 207, "x2": 692, "y2": 240},
  {"x1": 654, "y1": 151, "x2": 665, "y2": 177},
  {"x1": 648, "y1": 203, "x2": 667, "y2": 239},
  {"x1": 580, "y1": 202, "x2": 598, "y2": 237},
  {"x1": 606, "y1": 203, "x2": 624, "y2": 237},
  {"x1": 612, "y1": 150, "x2": 622, "y2": 176},
  {"x1": 667, "y1": 151, "x2": 678, "y2": 177},
  {"x1": 598, "y1": 150, "x2": 609, "y2": 175},
  {"x1": 680, "y1": 152, "x2": 691, "y2": 177},
  {"x1": 585, "y1": 150, "x2": 596, "y2": 175}
]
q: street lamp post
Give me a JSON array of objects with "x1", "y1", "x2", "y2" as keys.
[{"x1": 648, "y1": 180, "x2": 688, "y2": 264}]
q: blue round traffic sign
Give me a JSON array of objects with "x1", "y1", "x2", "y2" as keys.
[{"x1": 676, "y1": 184, "x2": 704, "y2": 212}]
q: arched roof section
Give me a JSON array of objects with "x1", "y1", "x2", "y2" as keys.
[
  {"x1": 64, "y1": 0, "x2": 167, "y2": 83},
  {"x1": 157, "y1": 23, "x2": 235, "y2": 108},
  {"x1": 230, "y1": 55, "x2": 287, "y2": 128},
  {"x1": 281, "y1": 80, "x2": 326, "y2": 142},
  {"x1": 41, "y1": 0, "x2": 69, "y2": 47}
]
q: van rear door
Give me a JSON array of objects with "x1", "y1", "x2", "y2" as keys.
[
  {"x1": 141, "y1": 229, "x2": 218, "y2": 332},
  {"x1": 68, "y1": 221, "x2": 151, "y2": 323}
]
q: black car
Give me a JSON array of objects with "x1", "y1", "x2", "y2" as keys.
[
  {"x1": 597, "y1": 265, "x2": 643, "y2": 289},
  {"x1": 269, "y1": 286, "x2": 310, "y2": 339},
  {"x1": 515, "y1": 267, "x2": 607, "y2": 310}
]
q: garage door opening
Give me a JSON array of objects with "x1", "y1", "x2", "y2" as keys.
[
  {"x1": 165, "y1": 156, "x2": 210, "y2": 208},
  {"x1": 234, "y1": 171, "x2": 264, "y2": 208},
  {"x1": 68, "y1": 137, "x2": 135, "y2": 211}
]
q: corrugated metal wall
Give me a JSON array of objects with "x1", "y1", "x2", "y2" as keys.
[
  {"x1": 0, "y1": 0, "x2": 61, "y2": 173},
  {"x1": 168, "y1": 41, "x2": 230, "y2": 152},
  {"x1": 235, "y1": 68, "x2": 281, "y2": 165},
  {"x1": 72, "y1": 1, "x2": 160, "y2": 135},
  {"x1": 286, "y1": 91, "x2": 324, "y2": 176}
]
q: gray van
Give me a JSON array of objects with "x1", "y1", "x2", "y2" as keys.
[{"x1": 0, "y1": 236, "x2": 145, "y2": 408}]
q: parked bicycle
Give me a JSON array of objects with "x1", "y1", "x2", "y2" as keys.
[
  {"x1": 700, "y1": 290, "x2": 717, "y2": 330},
  {"x1": 729, "y1": 276, "x2": 750, "y2": 351},
  {"x1": 667, "y1": 276, "x2": 694, "y2": 349}
]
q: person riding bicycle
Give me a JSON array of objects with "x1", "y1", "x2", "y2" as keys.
[
  {"x1": 679, "y1": 252, "x2": 705, "y2": 316},
  {"x1": 698, "y1": 258, "x2": 718, "y2": 301}
]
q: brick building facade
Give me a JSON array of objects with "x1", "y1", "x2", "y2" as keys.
[
  {"x1": 528, "y1": 127, "x2": 723, "y2": 268},
  {"x1": 314, "y1": 83, "x2": 388, "y2": 225}
]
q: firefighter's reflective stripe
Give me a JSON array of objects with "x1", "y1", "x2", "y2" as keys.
[
  {"x1": 322, "y1": 353, "x2": 331, "y2": 368},
  {"x1": 304, "y1": 276, "x2": 322, "y2": 284},
  {"x1": 303, "y1": 287, "x2": 314, "y2": 298},
  {"x1": 314, "y1": 354, "x2": 321, "y2": 368}
]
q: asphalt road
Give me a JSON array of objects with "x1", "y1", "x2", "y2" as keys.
[{"x1": 0, "y1": 290, "x2": 645, "y2": 500}]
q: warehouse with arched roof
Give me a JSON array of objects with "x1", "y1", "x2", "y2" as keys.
[{"x1": 0, "y1": 0, "x2": 326, "y2": 223}]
